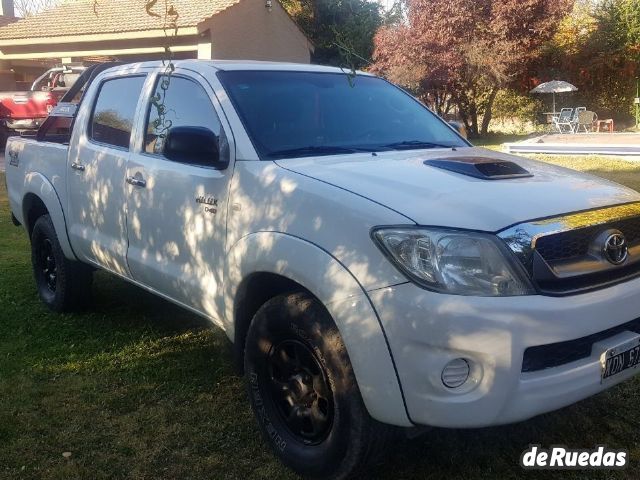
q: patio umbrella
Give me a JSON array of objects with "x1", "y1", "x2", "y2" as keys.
[{"x1": 531, "y1": 81, "x2": 578, "y2": 114}]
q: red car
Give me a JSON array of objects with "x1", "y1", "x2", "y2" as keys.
[{"x1": 0, "y1": 65, "x2": 86, "y2": 143}]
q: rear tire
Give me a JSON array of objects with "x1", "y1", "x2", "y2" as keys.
[
  {"x1": 244, "y1": 292, "x2": 393, "y2": 479},
  {"x1": 31, "y1": 214, "x2": 93, "y2": 312}
]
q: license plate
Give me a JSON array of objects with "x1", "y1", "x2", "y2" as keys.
[{"x1": 601, "y1": 336, "x2": 640, "y2": 382}]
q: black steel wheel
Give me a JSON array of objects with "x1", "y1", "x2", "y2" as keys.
[
  {"x1": 267, "y1": 339, "x2": 334, "y2": 445},
  {"x1": 244, "y1": 292, "x2": 394, "y2": 480},
  {"x1": 35, "y1": 237, "x2": 57, "y2": 293},
  {"x1": 31, "y1": 214, "x2": 93, "y2": 312}
]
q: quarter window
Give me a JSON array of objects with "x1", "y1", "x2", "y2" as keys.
[
  {"x1": 90, "y1": 76, "x2": 146, "y2": 149},
  {"x1": 145, "y1": 75, "x2": 229, "y2": 164}
]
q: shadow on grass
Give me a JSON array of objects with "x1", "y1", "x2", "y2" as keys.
[
  {"x1": 61, "y1": 274, "x2": 638, "y2": 480},
  {"x1": 1, "y1": 266, "x2": 296, "y2": 480},
  {"x1": 378, "y1": 386, "x2": 639, "y2": 479}
]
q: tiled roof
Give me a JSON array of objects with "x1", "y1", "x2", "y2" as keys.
[{"x1": 0, "y1": 0, "x2": 243, "y2": 40}]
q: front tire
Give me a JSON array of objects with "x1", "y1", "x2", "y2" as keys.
[
  {"x1": 244, "y1": 292, "x2": 393, "y2": 479},
  {"x1": 31, "y1": 214, "x2": 93, "y2": 312}
]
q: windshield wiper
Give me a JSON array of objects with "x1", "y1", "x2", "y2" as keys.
[
  {"x1": 381, "y1": 140, "x2": 455, "y2": 151},
  {"x1": 266, "y1": 145, "x2": 369, "y2": 159}
]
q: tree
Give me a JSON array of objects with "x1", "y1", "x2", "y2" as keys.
[
  {"x1": 539, "y1": 0, "x2": 639, "y2": 121},
  {"x1": 371, "y1": 0, "x2": 572, "y2": 136},
  {"x1": 282, "y1": 0, "x2": 383, "y2": 68},
  {"x1": 14, "y1": 0, "x2": 60, "y2": 16},
  {"x1": 616, "y1": 0, "x2": 640, "y2": 53}
]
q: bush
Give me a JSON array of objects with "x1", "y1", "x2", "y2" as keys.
[{"x1": 490, "y1": 90, "x2": 545, "y2": 134}]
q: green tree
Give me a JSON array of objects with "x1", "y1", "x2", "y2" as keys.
[
  {"x1": 540, "y1": 0, "x2": 639, "y2": 121},
  {"x1": 282, "y1": 0, "x2": 383, "y2": 68},
  {"x1": 590, "y1": 0, "x2": 639, "y2": 116},
  {"x1": 616, "y1": 0, "x2": 640, "y2": 54}
]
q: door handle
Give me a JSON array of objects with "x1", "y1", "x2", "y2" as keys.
[
  {"x1": 126, "y1": 176, "x2": 147, "y2": 188},
  {"x1": 71, "y1": 162, "x2": 85, "y2": 172}
]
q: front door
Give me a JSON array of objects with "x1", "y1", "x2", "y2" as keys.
[
  {"x1": 66, "y1": 74, "x2": 147, "y2": 276},
  {"x1": 125, "y1": 72, "x2": 234, "y2": 318}
]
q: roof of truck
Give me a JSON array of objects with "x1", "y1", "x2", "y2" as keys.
[{"x1": 113, "y1": 59, "x2": 371, "y2": 76}]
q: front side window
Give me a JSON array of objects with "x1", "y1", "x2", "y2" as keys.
[
  {"x1": 145, "y1": 75, "x2": 229, "y2": 165},
  {"x1": 217, "y1": 70, "x2": 468, "y2": 160},
  {"x1": 90, "y1": 76, "x2": 146, "y2": 149}
]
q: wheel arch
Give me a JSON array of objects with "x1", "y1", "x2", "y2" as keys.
[
  {"x1": 224, "y1": 231, "x2": 412, "y2": 427},
  {"x1": 21, "y1": 172, "x2": 76, "y2": 260},
  {"x1": 232, "y1": 271, "x2": 312, "y2": 371}
]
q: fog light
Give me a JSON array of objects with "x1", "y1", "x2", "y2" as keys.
[{"x1": 441, "y1": 358, "x2": 470, "y2": 388}]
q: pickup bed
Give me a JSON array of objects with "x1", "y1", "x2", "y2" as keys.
[{"x1": 6, "y1": 60, "x2": 640, "y2": 479}]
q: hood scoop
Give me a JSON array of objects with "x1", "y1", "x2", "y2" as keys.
[{"x1": 425, "y1": 157, "x2": 533, "y2": 180}]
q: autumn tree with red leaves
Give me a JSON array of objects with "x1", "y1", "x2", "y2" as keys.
[{"x1": 371, "y1": 0, "x2": 572, "y2": 136}]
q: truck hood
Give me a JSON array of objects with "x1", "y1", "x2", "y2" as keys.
[{"x1": 275, "y1": 147, "x2": 640, "y2": 232}]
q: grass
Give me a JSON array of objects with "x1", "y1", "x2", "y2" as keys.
[{"x1": 2, "y1": 154, "x2": 640, "y2": 479}]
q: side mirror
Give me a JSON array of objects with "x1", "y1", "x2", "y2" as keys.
[
  {"x1": 448, "y1": 121, "x2": 468, "y2": 139},
  {"x1": 164, "y1": 126, "x2": 228, "y2": 169}
]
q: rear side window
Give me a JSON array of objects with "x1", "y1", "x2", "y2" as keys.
[{"x1": 90, "y1": 76, "x2": 146, "y2": 149}]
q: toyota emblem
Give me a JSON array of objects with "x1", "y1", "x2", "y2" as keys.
[{"x1": 603, "y1": 232, "x2": 628, "y2": 265}]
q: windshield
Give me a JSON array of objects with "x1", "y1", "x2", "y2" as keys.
[{"x1": 217, "y1": 70, "x2": 468, "y2": 160}]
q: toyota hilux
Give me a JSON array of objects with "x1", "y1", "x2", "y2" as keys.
[{"x1": 5, "y1": 60, "x2": 640, "y2": 479}]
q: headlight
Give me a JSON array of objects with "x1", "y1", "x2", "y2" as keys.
[{"x1": 372, "y1": 227, "x2": 534, "y2": 296}]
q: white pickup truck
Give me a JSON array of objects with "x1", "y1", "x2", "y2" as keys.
[{"x1": 6, "y1": 60, "x2": 640, "y2": 479}]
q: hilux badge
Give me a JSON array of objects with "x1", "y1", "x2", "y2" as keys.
[
  {"x1": 196, "y1": 195, "x2": 218, "y2": 207},
  {"x1": 196, "y1": 195, "x2": 218, "y2": 215},
  {"x1": 603, "y1": 232, "x2": 628, "y2": 265}
]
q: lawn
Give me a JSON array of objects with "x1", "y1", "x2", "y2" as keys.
[{"x1": 2, "y1": 153, "x2": 640, "y2": 479}]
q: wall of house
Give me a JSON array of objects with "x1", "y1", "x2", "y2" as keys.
[{"x1": 204, "y1": 0, "x2": 311, "y2": 63}]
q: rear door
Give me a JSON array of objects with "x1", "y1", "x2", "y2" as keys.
[
  {"x1": 66, "y1": 74, "x2": 147, "y2": 276},
  {"x1": 125, "y1": 70, "x2": 234, "y2": 318}
]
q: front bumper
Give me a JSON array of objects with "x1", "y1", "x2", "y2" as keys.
[{"x1": 368, "y1": 277, "x2": 640, "y2": 428}]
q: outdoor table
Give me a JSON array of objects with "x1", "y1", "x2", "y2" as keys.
[
  {"x1": 543, "y1": 112, "x2": 559, "y2": 123},
  {"x1": 596, "y1": 119, "x2": 614, "y2": 133}
]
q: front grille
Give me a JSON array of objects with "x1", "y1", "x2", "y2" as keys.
[
  {"x1": 522, "y1": 317, "x2": 640, "y2": 372},
  {"x1": 499, "y1": 204, "x2": 640, "y2": 296},
  {"x1": 536, "y1": 231, "x2": 592, "y2": 262},
  {"x1": 536, "y1": 217, "x2": 640, "y2": 262}
]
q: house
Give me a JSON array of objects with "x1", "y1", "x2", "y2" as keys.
[{"x1": 0, "y1": 0, "x2": 313, "y2": 88}]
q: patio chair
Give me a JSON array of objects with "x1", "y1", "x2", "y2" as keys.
[
  {"x1": 553, "y1": 108, "x2": 575, "y2": 133},
  {"x1": 573, "y1": 107, "x2": 586, "y2": 122},
  {"x1": 576, "y1": 111, "x2": 597, "y2": 133},
  {"x1": 562, "y1": 107, "x2": 586, "y2": 132}
]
